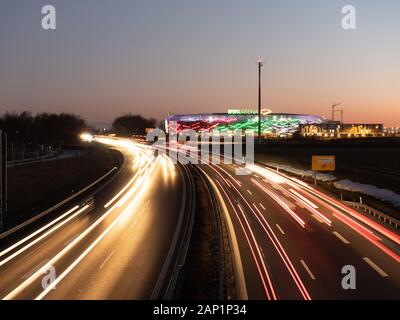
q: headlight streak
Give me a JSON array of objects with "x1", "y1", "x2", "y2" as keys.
[
  {"x1": 104, "y1": 170, "x2": 142, "y2": 208},
  {"x1": 116, "y1": 157, "x2": 158, "y2": 208},
  {"x1": 3, "y1": 199, "x2": 119, "y2": 299},
  {"x1": 0, "y1": 205, "x2": 80, "y2": 260},
  {"x1": 3, "y1": 139, "x2": 169, "y2": 300},
  {"x1": 287, "y1": 189, "x2": 332, "y2": 226},
  {"x1": 247, "y1": 164, "x2": 286, "y2": 184},
  {"x1": 34, "y1": 167, "x2": 154, "y2": 300},
  {"x1": 251, "y1": 179, "x2": 306, "y2": 228},
  {"x1": 0, "y1": 206, "x2": 89, "y2": 267}
]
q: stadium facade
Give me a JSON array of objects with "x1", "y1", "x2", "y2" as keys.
[{"x1": 165, "y1": 109, "x2": 325, "y2": 137}]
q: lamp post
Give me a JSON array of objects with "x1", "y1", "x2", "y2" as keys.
[{"x1": 258, "y1": 60, "x2": 263, "y2": 144}]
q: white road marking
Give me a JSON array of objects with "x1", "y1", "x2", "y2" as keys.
[
  {"x1": 276, "y1": 224, "x2": 285, "y2": 235},
  {"x1": 300, "y1": 260, "x2": 316, "y2": 280},
  {"x1": 259, "y1": 203, "x2": 266, "y2": 210},
  {"x1": 332, "y1": 231, "x2": 350, "y2": 244},
  {"x1": 247, "y1": 189, "x2": 253, "y2": 195},
  {"x1": 99, "y1": 250, "x2": 115, "y2": 269},
  {"x1": 362, "y1": 257, "x2": 389, "y2": 277}
]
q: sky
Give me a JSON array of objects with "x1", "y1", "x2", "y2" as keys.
[{"x1": 0, "y1": 0, "x2": 399, "y2": 126}]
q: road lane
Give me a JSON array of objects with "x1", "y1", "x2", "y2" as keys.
[
  {"x1": 198, "y1": 161, "x2": 400, "y2": 299},
  {"x1": 0, "y1": 138, "x2": 187, "y2": 300}
]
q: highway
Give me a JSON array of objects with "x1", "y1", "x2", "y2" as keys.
[
  {"x1": 0, "y1": 137, "x2": 190, "y2": 300},
  {"x1": 1, "y1": 136, "x2": 399, "y2": 300},
  {"x1": 196, "y1": 160, "x2": 400, "y2": 299}
]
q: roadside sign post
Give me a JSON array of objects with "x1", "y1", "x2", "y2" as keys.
[{"x1": 311, "y1": 155, "x2": 335, "y2": 186}]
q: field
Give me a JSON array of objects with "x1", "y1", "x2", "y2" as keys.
[{"x1": 6, "y1": 146, "x2": 123, "y2": 229}]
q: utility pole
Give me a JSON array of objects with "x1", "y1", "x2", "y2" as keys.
[
  {"x1": 258, "y1": 60, "x2": 263, "y2": 144},
  {"x1": 332, "y1": 102, "x2": 341, "y2": 121},
  {"x1": 0, "y1": 131, "x2": 7, "y2": 231}
]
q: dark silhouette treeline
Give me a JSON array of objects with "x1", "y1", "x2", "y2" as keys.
[
  {"x1": 112, "y1": 113, "x2": 157, "y2": 136},
  {"x1": 0, "y1": 111, "x2": 86, "y2": 145}
]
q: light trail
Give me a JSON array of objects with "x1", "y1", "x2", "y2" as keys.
[
  {"x1": 252, "y1": 179, "x2": 306, "y2": 228},
  {"x1": 288, "y1": 189, "x2": 331, "y2": 226},
  {"x1": 0, "y1": 205, "x2": 80, "y2": 259},
  {"x1": 0, "y1": 206, "x2": 90, "y2": 267},
  {"x1": 35, "y1": 164, "x2": 154, "y2": 300},
  {"x1": 3, "y1": 138, "x2": 167, "y2": 300}
]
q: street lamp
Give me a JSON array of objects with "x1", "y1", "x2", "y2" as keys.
[{"x1": 257, "y1": 60, "x2": 263, "y2": 144}]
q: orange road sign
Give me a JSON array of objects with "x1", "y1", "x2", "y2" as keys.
[{"x1": 312, "y1": 155, "x2": 335, "y2": 171}]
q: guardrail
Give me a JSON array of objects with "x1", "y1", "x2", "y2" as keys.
[
  {"x1": 7, "y1": 151, "x2": 62, "y2": 167},
  {"x1": 342, "y1": 201, "x2": 400, "y2": 230},
  {"x1": 192, "y1": 165, "x2": 227, "y2": 299},
  {"x1": 150, "y1": 163, "x2": 196, "y2": 299}
]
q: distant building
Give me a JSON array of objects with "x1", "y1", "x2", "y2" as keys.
[
  {"x1": 384, "y1": 126, "x2": 400, "y2": 137},
  {"x1": 299, "y1": 121, "x2": 384, "y2": 138},
  {"x1": 165, "y1": 109, "x2": 385, "y2": 139},
  {"x1": 165, "y1": 109, "x2": 324, "y2": 137}
]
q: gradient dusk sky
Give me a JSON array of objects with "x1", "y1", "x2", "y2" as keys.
[{"x1": 1, "y1": 1, "x2": 399, "y2": 126}]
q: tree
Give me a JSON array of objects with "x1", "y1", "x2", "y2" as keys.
[
  {"x1": 0, "y1": 111, "x2": 86, "y2": 145},
  {"x1": 112, "y1": 114, "x2": 157, "y2": 136}
]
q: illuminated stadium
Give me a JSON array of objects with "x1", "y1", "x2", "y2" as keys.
[{"x1": 166, "y1": 109, "x2": 325, "y2": 136}]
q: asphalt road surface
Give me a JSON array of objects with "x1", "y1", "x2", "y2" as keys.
[
  {"x1": 197, "y1": 160, "x2": 400, "y2": 300},
  {"x1": 0, "y1": 137, "x2": 186, "y2": 300},
  {"x1": 1, "y1": 137, "x2": 399, "y2": 300}
]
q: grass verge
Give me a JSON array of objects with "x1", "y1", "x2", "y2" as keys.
[{"x1": 180, "y1": 167, "x2": 235, "y2": 299}]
